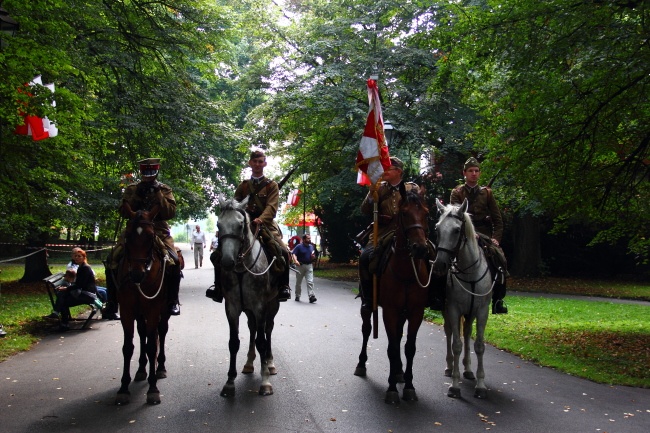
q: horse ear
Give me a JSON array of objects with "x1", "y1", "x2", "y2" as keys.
[
  {"x1": 459, "y1": 198, "x2": 469, "y2": 214},
  {"x1": 436, "y1": 198, "x2": 446, "y2": 213},
  {"x1": 217, "y1": 194, "x2": 227, "y2": 209},
  {"x1": 121, "y1": 200, "x2": 136, "y2": 219},
  {"x1": 239, "y1": 195, "x2": 250, "y2": 207},
  {"x1": 399, "y1": 182, "x2": 407, "y2": 198}
]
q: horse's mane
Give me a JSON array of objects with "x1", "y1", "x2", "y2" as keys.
[
  {"x1": 403, "y1": 188, "x2": 429, "y2": 212},
  {"x1": 440, "y1": 203, "x2": 480, "y2": 254}
]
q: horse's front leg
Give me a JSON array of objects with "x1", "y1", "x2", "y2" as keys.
[
  {"x1": 242, "y1": 315, "x2": 256, "y2": 374},
  {"x1": 220, "y1": 315, "x2": 240, "y2": 398},
  {"x1": 354, "y1": 307, "x2": 372, "y2": 377},
  {"x1": 134, "y1": 316, "x2": 148, "y2": 382},
  {"x1": 156, "y1": 314, "x2": 170, "y2": 379},
  {"x1": 473, "y1": 311, "x2": 489, "y2": 399},
  {"x1": 145, "y1": 325, "x2": 161, "y2": 405},
  {"x1": 255, "y1": 311, "x2": 273, "y2": 396},
  {"x1": 401, "y1": 308, "x2": 424, "y2": 401},
  {"x1": 462, "y1": 317, "x2": 475, "y2": 380},
  {"x1": 116, "y1": 319, "x2": 135, "y2": 405},
  {"x1": 443, "y1": 311, "x2": 453, "y2": 377},
  {"x1": 447, "y1": 312, "x2": 463, "y2": 399},
  {"x1": 265, "y1": 304, "x2": 278, "y2": 376},
  {"x1": 383, "y1": 313, "x2": 403, "y2": 404}
]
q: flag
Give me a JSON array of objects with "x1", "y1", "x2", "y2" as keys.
[{"x1": 355, "y1": 79, "x2": 390, "y2": 186}]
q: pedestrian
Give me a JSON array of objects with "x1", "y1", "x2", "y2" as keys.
[
  {"x1": 191, "y1": 225, "x2": 206, "y2": 268},
  {"x1": 291, "y1": 234, "x2": 317, "y2": 303},
  {"x1": 449, "y1": 157, "x2": 508, "y2": 314},
  {"x1": 207, "y1": 149, "x2": 292, "y2": 303},
  {"x1": 209, "y1": 230, "x2": 219, "y2": 252}
]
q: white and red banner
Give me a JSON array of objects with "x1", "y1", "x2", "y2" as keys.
[{"x1": 355, "y1": 78, "x2": 390, "y2": 186}]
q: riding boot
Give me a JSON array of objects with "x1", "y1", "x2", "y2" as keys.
[
  {"x1": 428, "y1": 273, "x2": 447, "y2": 311},
  {"x1": 206, "y1": 249, "x2": 223, "y2": 302},
  {"x1": 491, "y1": 276, "x2": 508, "y2": 314},
  {"x1": 277, "y1": 250, "x2": 291, "y2": 302},
  {"x1": 102, "y1": 260, "x2": 120, "y2": 320},
  {"x1": 167, "y1": 266, "x2": 182, "y2": 315},
  {"x1": 358, "y1": 246, "x2": 374, "y2": 311}
]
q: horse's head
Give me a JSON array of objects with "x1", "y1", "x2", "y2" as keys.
[
  {"x1": 217, "y1": 195, "x2": 251, "y2": 270},
  {"x1": 397, "y1": 186, "x2": 430, "y2": 259},
  {"x1": 432, "y1": 198, "x2": 470, "y2": 275},
  {"x1": 122, "y1": 201, "x2": 159, "y2": 283}
]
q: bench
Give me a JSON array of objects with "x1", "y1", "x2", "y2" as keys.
[{"x1": 43, "y1": 272, "x2": 99, "y2": 330}]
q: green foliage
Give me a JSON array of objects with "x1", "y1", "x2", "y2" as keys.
[{"x1": 434, "y1": 0, "x2": 650, "y2": 259}]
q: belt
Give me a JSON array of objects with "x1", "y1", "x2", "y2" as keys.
[{"x1": 299, "y1": 262, "x2": 311, "y2": 265}]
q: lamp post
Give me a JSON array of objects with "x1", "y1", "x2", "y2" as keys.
[
  {"x1": 0, "y1": 6, "x2": 19, "y2": 49},
  {"x1": 301, "y1": 173, "x2": 310, "y2": 236},
  {"x1": 383, "y1": 120, "x2": 395, "y2": 146}
]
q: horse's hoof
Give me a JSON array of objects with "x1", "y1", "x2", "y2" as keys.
[
  {"x1": 156, "y1": 369, "x2": 167, "y2": 379},
  {"x1": 259, "y1": 385, "x2": 273, "y2": 396},
  {"x1": 242, "y1": 365, "x2": 254, "y2": 374},
  {"x1": 402, "y1": 388, "x2": 418, "y2": 401},
  {"x1": 147, "y1": 392, "x2": 161, "y2": 405},
  {"x1": 384, "y1": 390, "x2": 400, "y2": 404},
  {"x1": 115, "y1": 393, "x2": 130, "y2": 406},
  {"x1": 395, "y1": 373, "x2": 405, "y2": 383},
  {"x1": 447, "y1": 386, "x2": 461, "y2": 399},
  {"x1": 134, "y1": 371, "x2": 147, "y2": 382},
  {"x1": 474, "y1": 388, "x2": 488, "y2": 399},
  {"x1": 354, "y1": 367, "x2": 367, "y2": 377},
  {"x1": 268, "y1": 365, "x2": 277, "y2": 375},
  {"x1": 463, "y1": 371, "x2": 476, "y2": 380},
  {"x1": 220, "y1": 384, "x2": 235, "y2": 398}
]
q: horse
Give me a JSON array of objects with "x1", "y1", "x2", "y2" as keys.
[
  {"x1": 114, "y1": 202, "x2": 182, "y2": 405},
  {"x1": 432, "y1": 198, "x2": 493, "y2": 399},
  {"x1": 216, "y1": 195, "x2": 280, "y2": 397},
  {"x1": 354, "y1": 185, "x2": 433, "y2": 404}
]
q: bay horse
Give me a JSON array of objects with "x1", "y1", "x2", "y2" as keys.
[
  {"x1": 115, "y1": 202, "x2": 182, "y2": 405},
  {"x1": 216, "y1": 195, "x2": 280, "y2": 397},
  {"x1": 354, "y1": 185, "x2": 433, "y2": 404},
  {"x1": 432, "y1": 198, "x2": 493, "y2": 399}
]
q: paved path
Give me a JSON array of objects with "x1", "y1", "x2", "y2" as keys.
[{"x1": 1, "y1": 252, "x2": 648, "y2": 433}]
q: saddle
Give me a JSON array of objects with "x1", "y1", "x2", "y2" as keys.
[
  {"x1": 476, "y1": 233, "x2": 508, "y2": 283},
  {"x1": 368, "y1": 230, "x2": 396, "y2": 276}
]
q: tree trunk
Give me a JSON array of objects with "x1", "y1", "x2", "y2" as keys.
[
  {"x1": 20, "y1": 248, "x2": 51, "y2": 282},
  {"x1": 509, "y1": 213, "x2": 542, "y2": 277}
]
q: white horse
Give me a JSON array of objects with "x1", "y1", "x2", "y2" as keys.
[
  {"x1": 432, "y1": 198, "x2": 494, "y2": 399},
  {"x1": 216, "y1": 196, "x2": 280, "y2": 397}
]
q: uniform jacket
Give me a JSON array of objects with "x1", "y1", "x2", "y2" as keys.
[
  {"x1": 450, "y1": 184, "x2": 503, "y2": 242},
  {"x1": 361, "y1": 181, "x2": 420, "y2": 242},
  {"x1": 120, "y1": 180, "x2": 176, "y2": 233},
  {"x1": 234, "y1": 176, "x2": 285, "y2": 246}
]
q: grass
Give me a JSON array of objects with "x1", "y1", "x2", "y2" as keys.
[{"x1": 2, "y1": 259, "x2": 649, "y2": 387}]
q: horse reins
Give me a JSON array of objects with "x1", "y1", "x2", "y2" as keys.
[{"x1": 220, "y1": 209, "x2": 277, "y2": 276}]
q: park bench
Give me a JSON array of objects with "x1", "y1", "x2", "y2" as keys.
[{"x1": 43, "y1": 272, "x2": 99, "y2": 330}]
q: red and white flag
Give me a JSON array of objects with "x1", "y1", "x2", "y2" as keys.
[{"x1": 355, "y1": 79, "x2": 390, "y2": 186}]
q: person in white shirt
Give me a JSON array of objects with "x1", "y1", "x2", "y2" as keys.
[
  {"x1": 191, "y1": 225, "x2": 206, "y2": 268},
  {"x1": 210, "y1": 230, "x2": 219, "y2": 252}
]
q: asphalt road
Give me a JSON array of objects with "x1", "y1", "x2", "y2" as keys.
[{"x1": 1, "y1": 247, "x2": 648, "y2": 433}]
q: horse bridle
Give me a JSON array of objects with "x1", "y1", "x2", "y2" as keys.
[
  {"x1": 125, "y1": 217, "x2": 156, "y2": 279},
  {"x1": 435, "y1": 211, "x2": 467, "y2": 259},
  {"x1": 219, "y1": 209, "x2": 274, "y2": 276}
]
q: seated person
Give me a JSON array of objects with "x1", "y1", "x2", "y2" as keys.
[{"x1": 46, "y1": 248, "x2": 103, "y2": 331}]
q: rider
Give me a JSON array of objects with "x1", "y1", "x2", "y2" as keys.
[
  {"x1": 449, "y1": 157, "x2": 508, "y2": 314},
  {"x1": 358, "y1": 156, "x2": 432, "y2": 311},
  {"x1": 207, "y1": 150, "x2": 292, "y2": 303},
  {"x1": 107, "y1": 158, "x2": 183, "y2": 316}
]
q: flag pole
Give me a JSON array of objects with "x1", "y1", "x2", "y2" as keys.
[{"x1": 372, "y1": 181, "x2": 380, "y2": 339}]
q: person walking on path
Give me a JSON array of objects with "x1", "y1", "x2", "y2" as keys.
[
  {"x1": 291, "y1": 234, "x2": 317, "y2": 303},
  {"x1": 191, "y1": 225, "x2": 206, "y2": 268}
]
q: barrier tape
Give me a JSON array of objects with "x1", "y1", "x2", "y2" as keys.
[{"x1": 0, "y1": 246, "x2": 112, "y2": 264}]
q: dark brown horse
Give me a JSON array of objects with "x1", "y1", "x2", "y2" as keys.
[
  {"x1": 354, "y1": 185, "x2": 433, "y2": 404},
  {"x1": 115, "y1": 202, "x2": 183, "y2": 405}
]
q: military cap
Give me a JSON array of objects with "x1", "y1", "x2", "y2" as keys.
[
  {"x1": 463, "y1": 157, "x2": 480, "y2": 171},
  {"x1": 389, "y1": 156, "x2": 404, "y2": 170},
  {"x1": 138, "y1": 158, "x2": 161, "y2": 167}
]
